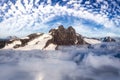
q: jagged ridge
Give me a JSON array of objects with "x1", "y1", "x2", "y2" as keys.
[{"x1": 0, "y1": 25, "x2": 116, "y2": 50}]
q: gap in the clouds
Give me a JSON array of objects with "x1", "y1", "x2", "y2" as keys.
[
  {"x1": 50, "y1": 0, "x2": 69, "y2": 6},
  {"x1": 0, "y1": 0, "x2": 8, "y2": 6},
  {"x1": 45, "y1": 15, "x2": 77, "y2": 28},
  {"x1": 81, "y1": 19, "x2": 104, "y2": 29},
  {"x1": 10, "y1": 0, "x2": 16, "y2": 4},
  {"x1": 45, "y1": 15, "x2": 104, "y2": 29},
  {"x1": 2, "y1": 15, "x2": 105, "y2": 38}
]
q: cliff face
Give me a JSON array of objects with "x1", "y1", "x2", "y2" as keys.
[{"x1": 44, "y1": 25, "x2": 86, "y2": 49}]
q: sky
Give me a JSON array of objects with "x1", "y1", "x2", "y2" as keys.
[{"x1": 0, "y1": 0, "x2": 120, "y2": 38}]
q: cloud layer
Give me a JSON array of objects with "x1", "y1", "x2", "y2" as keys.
[
  {"x1": 0, "y1": 42, "x2": 120, "y2": 80},
  {"x1": 0, "y1": 0, "x2": 120, "y2": 38}
]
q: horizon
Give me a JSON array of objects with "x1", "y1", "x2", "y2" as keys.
[
  {"x1": 0, "y1": 25, "x2": 120, "y2": 39},
  {"x1": 0, "y1": 0, "x2": 120, "y2": 38}
]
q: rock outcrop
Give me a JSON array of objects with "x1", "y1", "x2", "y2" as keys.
[
  {"x1": 103, "y1": 36, "x2": 116, "y2": 42},
  {"x1": 4, "y1": 33, "x2": 44, "y2": 49},
  {"x1": 0, "y1": 40, "x2": 6, "y2": 49},
  {"x1": 44, "y1": 25, "x2": 86, "y2": 49},
  {"x1": 1, "y1": 25, "x2": 109, "y2": 50}
]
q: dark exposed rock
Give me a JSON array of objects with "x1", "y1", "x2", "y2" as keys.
[
  {"x1": 19, "y1": 33, "x2": 44, "y2": 47},
  {"x1": 0, "y1": 40, "x2": 6, "y2": 49},
  {"x1": 18, "y1": 33, "x2": 43, "y2": 47},
  {"x1": 1, "y1": 33, "x2": 44, "y2": 49},
  {"x1": 20, "y1": 39, "x2": 29, "y2": 47},
  {"x1": 7, "y1": 36, "x2": 18, "y2": 40},
  {"x1": 103, "y1": 36, "x2": 116, "y2": 42},
  {"x1": 6, "y1": 39, "x2": 20, "y2": 44},
  {"x1": 76, "y1": 34, "x2": 86, "y2": 45},
  {"x1": 44, "y1": 25, "x2": 87, "y2": 49},
  {"x1": 66, "y1": 26, "x2": 77, "y2": 45},
  {"x1": 2, "y1": 38, "x2": 28, "y2": 49},
  {"x1": 13, "y1": 44, "x2": 21, "y2": 48}
]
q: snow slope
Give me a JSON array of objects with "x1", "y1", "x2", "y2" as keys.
[
  {"x1": 3, "y1": 33, "x2": 57, "y2": 50},
  {"x1": 18, "y1": 34, "x2": 54, "y2": 50},
  {"x1": 84, "y1": 38, "x2": 101, "y2": 44}
]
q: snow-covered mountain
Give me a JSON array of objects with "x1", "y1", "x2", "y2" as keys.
[
  {"x1": 0, "y1": 25, "x2": 104, "y2": 50},
  {"x1": 1, "y1": 25, "x2": 118, "y2": 50},
  {"x1": 3, "y1": 33, "x2": 53, "y2": 50}
]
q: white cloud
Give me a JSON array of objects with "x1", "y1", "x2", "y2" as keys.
[
  {"x1": 72, "y1": 21, "x2": 120, "y2": 37},
  {"x1": 96, "y1": 0, "x2": 104, "y2": 3},
  {"x1": 0, "y1": 0, "x2": 119, "y2": 38},
  {"x1": 0, "y1": 45, "x2": 120, "y2": 80}
]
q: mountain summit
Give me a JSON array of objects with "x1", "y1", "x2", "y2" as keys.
[
  {"x1": 44, "y1": 25, "x2": 86, "y2": 49},
  {"x1": 1, "y1": 25, "x2": 113, "y2": 50}
]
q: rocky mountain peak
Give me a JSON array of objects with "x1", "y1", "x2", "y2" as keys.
[
  {"x1": 44, "y1": 25, "x2": 86, "y2": 49},
  {"x1": 1, "y1": 25, "x2": 117, "y2": 50},
  {"x1": 103, "y1": 36, "x2": 116, "y2": 42}
]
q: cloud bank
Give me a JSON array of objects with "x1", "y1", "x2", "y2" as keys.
[
  {"x1": 0, "y1": 0, "x2": 120, "y2": 38},
  {"x1": 0, "y1": 42, "x2": 120, "y2": 80}
]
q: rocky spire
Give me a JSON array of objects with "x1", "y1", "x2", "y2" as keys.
[{"x1": 44, "y1": 25, "x2": 87, "y2": 49}]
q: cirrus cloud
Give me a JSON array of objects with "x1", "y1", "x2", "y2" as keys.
[{"x1": 0, "y1": 0, "x2": 120, "y2": 38}]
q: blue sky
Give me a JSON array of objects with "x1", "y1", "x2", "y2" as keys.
[{"x1": 0, "y1": 0, "x2": 120, "y2": 38}]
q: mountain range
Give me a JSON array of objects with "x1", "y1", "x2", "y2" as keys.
[{"x1": 0, "y1": 25, "x2": 116, "y2": 50}]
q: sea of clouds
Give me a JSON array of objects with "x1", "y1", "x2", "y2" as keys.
[{"x1": 0, "y1": 42, "x2": 120, "y2": 80}]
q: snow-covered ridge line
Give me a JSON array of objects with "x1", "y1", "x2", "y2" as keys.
[
  {"x1": 3, "y1": 32, "x2": 44, "y2": 49},
  {"x1": 0, "y1": 25, "x2": 117, "y2": 50}
]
